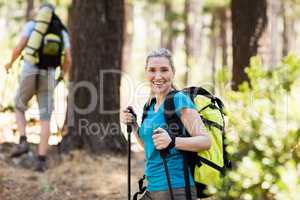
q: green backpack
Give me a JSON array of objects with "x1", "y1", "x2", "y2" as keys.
[
  {"x1": 23, "y1": 6, "x2": 65, "y2": 69},
  {"x1": 162, "y1": 87, "x2": 231, "y2": 198}
]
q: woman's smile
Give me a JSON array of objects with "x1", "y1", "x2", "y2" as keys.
[{"x1": 152, "y1": 80, "x2": 166, "y2": 88}]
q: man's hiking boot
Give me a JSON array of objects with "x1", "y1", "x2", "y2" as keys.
[
  {"x1": 34, "y1": 156, "x2": 47, "y2": 172},
  {"x1": 10, "y1": 140, "x2": 29, "y2": 158},
  {"x1": 34, "y1": 160, "x2": 46, "y2": 172}
]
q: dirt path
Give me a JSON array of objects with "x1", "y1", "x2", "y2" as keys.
[{"x1": 0, "y1": 143, "x2": 145, "y2": 200}]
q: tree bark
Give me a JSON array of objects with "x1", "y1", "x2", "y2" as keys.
[
  {"x1": 218, "y1": 7, "x2": 229, "y2": 67},
  {"x1": 210, "y1": 14, "x2": 217, "y2": 94},
  {"x1": 268, "y1": 0, "x2": 280, "y2": 67},
  {"x1": 231, "y1": 0, "x2": 268, "y2": 90},
  {"x1": 183, "y1": 0, "x2": 203, "y2": 86},
  {"x1": 160, "y1": 1, "x2": 174, "y2": 51},
  {"x1": 183, "y1": 0, "x2": 192, "y2": 86},
  {"x1": 25, "y1": 0, "x2": 34, "y2": 21},
  {"x1": 60, "y1": 0, "x2": 127, "y2": 155},
  {"x1": 259, "y1": 0, "x2": 281, "y2": 68},
  {"x1": 122, "y1": 0, "x2": 133, "y2": 72},
  {"x1": 282, "y1": 2, "x2": 294, "y2": 57}
]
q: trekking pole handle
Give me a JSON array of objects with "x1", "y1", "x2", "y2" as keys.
[
  {"x1": 153, "y1": 128, "x2": 168, "y2": 158},
  {"x1": 127, "y1": 107, "x2": 136, "y2": 133}
]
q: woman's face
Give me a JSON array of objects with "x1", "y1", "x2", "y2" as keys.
[{"x1": 146, "y1": 57, "x2": 174, "y2": 95}]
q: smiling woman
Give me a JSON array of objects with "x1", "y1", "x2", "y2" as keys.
[{"x1": 121, "y1": 48, "x2": 211, "y2": 200}]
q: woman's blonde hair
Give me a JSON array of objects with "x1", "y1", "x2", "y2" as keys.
[
  {"x1": 145, "y1": 48, "x2": 175, "y2": 72},
  {"x1": 145, "y1": 48, "x2": 176, "y2": 106}
]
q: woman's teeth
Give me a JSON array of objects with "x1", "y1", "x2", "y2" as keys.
[{"x1": 153, "y1": 82, "x2": 164, "y2": 86}]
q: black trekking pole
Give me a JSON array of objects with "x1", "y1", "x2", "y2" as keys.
[
  {"x1": 127, "y1": 107, "x2": 136, "y2": 200},
  {"x1": 127, "y1": 123, "x2": 131, "y2": 200},
  {"x1": 153, "y1": 130, "x2": 175, "y2": 200},
  {"x1": 160, "y1": 151, "x2": 175, "y2": 200}
]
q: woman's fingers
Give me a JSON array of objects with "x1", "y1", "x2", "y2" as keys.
[
  {"x1": 152, "y1": 128, "x2": 172, "y2": 150},
  {"x1": 153, "y1": 140, "x2": 163, "y2": 149},
  {"x1": 154, "y1": 142, "x2": 167, "y2": 150},
  {"x1": 120, "y1": 107, "x2": 138, "y2": 126},
  {"x1": 152, "y1": 133, "x2": 170, "y2": 149},
  {"x1": 121, "y1": 110, "x2": 134, "y2": 124}
]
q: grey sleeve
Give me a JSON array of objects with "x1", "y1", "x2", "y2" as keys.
[{"x1": 62, "y1": 30, "x2": 71, "y2": 49}]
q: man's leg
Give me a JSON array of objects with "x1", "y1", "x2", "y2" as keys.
[
  {"x1": 35, "y1": 68, "x2": 55, "y2": 172},
  {"x1": 10, "y1": 108, "x2": 30, "y2": 158},
  {"x1": 34, "y1": 120, "x2": 50, "y2": 172},
  {"x1": 10, "y1": 109, "x2": 29, "y2": 157},
  {"x1": 15, "y1": 108, "x2": 26, "y2": 137},
  {"x1": 11, "y1": 62, "x2": 37, "y2": 158},
  {"x1": 38, "y1": 120, "x2": 51, "y2": 156}
]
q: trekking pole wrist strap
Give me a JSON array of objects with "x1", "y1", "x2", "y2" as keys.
[{"x1": 167, "y1": 135, "x2": 176, "y2": 149}]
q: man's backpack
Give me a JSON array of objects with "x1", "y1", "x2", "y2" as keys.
[
  {"x1": 23, "y1": 5, "x2": 65, "y2": 69},
  {"x1": 37, "y1": 14, "x2": 64, "y2": 69},
  {"x1": 135, "y1": 86, "x2": 231, "y2": 199}
]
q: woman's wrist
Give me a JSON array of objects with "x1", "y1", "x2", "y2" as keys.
[
  {"x1": 133, "y1": 126, "x2": 141, "y2": 140},
  {"x1": 132, "y1": 123, "x2": 139, "y2": 132},
  {"x1": 167, "y1": 135, "x2": 176, "y2": 149}
]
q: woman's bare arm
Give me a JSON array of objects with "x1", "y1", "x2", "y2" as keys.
[{"x1": 174, "y1": 108, "x2": 211, "y2": 152}]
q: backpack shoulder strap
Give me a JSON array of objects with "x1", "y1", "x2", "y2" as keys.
[
  {"x1": 52, "y1": 13, "x2": 68, "y2": 32},
  {"x1": 164, "y1": 90, "x2": 192, "y2": 137},
  {"x1": 164, "y1": 90, "x2": 192, "y2": 200},
  {"x1": 164, "y1": 90, "x2": 179, "y2": 122},
  {"x1": 164, "y1": 90, "x2": 187, "y2": 136},
  {"x1": 141, "y1": 98, "x2": 156, "y2": 124}
]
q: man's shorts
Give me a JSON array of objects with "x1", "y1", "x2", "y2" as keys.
[{"x1": 14, "y1": 61, "x2": 56, "y2": 121}]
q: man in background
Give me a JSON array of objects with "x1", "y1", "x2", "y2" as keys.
[{"x1": 4, "y1": 3, "x2": 72, "y2": 172}]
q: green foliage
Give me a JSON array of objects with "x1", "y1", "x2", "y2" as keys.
[
  {"x1": 215, "y1": 55, "x2": 300, "y2": 200},
  {"x1": 203, "y1": 0, "x2": 230, "y2": 13},
  {"x1": 39, "y1": 177, "x2": 56, "y2": 193}
]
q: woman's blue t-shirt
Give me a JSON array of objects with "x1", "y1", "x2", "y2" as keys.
[{"x1": 139, "y1": 91, "x2": 196, "y2": 191}]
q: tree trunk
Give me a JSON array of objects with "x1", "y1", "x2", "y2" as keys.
[
  {"x1": 282, "y1": 2, "x2": 294, "y2": 57},
  {"x1": 231, "y1": 0, "x2": 268, "y2": 90},
  {"x1": 183, "y1": 0, "x2": 203, "y2": 86},
  {"x1": 259, "y1": 0, "x2": 281, "y2": 68},
  {"x1": 60, "y1": 0, "x2": 127, "y2": 155},
  {"x1": 268, "y1": 0, "x2": 280, "y2": 67},
  {"x1": 25, "y1": 0, "x2": 34, "y2": 21},
  {"x1": 122, "y1": 0, "x2": 133, "y2": 72},
  {"x1": 183, "y1": 0, "x2": 192, "y2": 86},
  {"x1": 219, "y1": 7, "x2": 229, "y2": 67},
  {"x1": 160, "y1": 1, "x2": 174, "y2": 51},
  {"x1": 192, "y1": 0, "x2": 203, "y2": 69},
  {"x1": 282, "y1": 3, "x2": 289, "y2": 57},
  {"x1": 210, "y1": 14, "x2": 217, "y2": 94}
]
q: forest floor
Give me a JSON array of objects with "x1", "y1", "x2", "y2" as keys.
[
  {"x1": 0, "y1": 142, "x2": 145, "y2": 200},
  {"x1": 0, "y1": 109, "x2": 146, "y2": 200}
]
